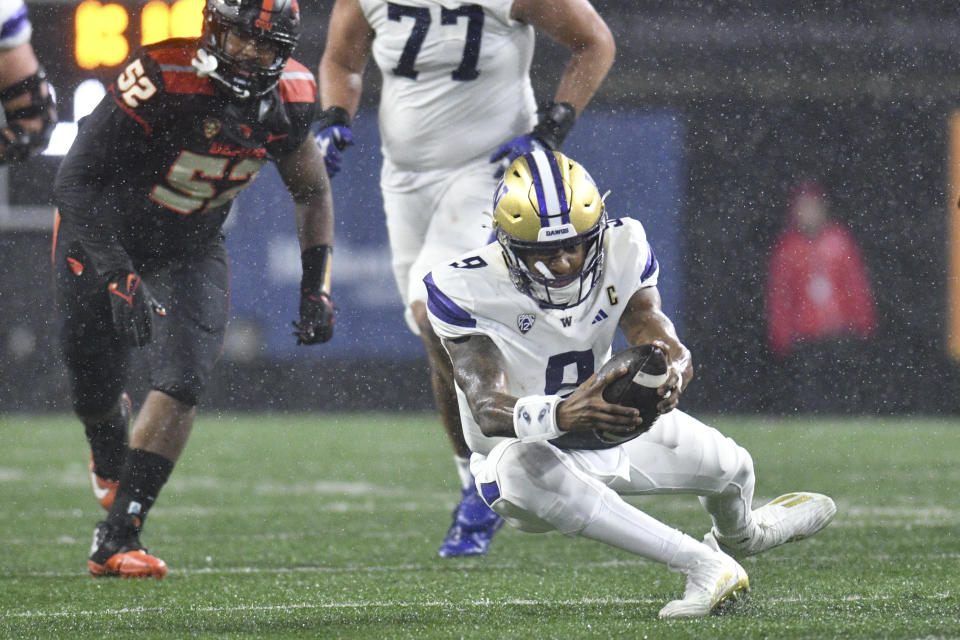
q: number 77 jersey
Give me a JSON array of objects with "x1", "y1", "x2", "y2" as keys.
[
  {"x1": 425, "y1": 217, "x2": 660, "y2": 456},
  {"x1": 58, "y1": 39, "x2": 317, "y2": 262},
  {"x1": 360, "y1": 0, "x2": 538, "y2": 171}
]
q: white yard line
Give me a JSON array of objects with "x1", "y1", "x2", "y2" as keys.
[
  {"x1": 10, "y1": 553, "x2": 960, "y2": 580},
  {"x1": 4, "y1": 591, "x2": 953, "y2": 620}
]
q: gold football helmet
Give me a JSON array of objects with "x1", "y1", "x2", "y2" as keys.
[{"x1": 492, "y1": 150, "x2": 607, "y2": 308}]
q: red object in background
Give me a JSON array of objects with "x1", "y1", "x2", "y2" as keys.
[{"x1": 766, "y1": 181, "x2": 878, "y2": 358}]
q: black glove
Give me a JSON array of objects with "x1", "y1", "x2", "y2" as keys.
[
  {"x1": 292, "y1": 245, "x2": 335, "y2": 345},
  {"x1": 0, "y1": 67, "x2": 57, "y2": 165},
  {"x1": 293, "y1": 290, "x2": 335, "y2": 345},
  {"x1": 106, "y1": 271, "x2": 166, "y2": 347}
]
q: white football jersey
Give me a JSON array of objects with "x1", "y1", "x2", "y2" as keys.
[
  {"x1": 0, "y1": 0, "x2": 31, "y2": 50},
  {"x1": 359, "y1": 0, "x2": 537, "y2": 171},
  {"x1": 426, "y1": 217, "x2": 660, "y2": 455}
]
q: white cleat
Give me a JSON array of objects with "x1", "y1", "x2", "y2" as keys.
[
  {"x1": 707, "y1": 492, "x2": 837, "y2": 558},
  {"x1": 658, "y1": 551, "x2": 749, "y2": 619}
]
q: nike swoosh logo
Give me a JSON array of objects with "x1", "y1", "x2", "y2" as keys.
[{"x1": 91, "y1": 476, "x2": 112, "y2": 499}]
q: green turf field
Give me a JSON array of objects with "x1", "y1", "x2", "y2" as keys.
[{"x1": 1, "y1": 413, "x2": 959, "y2": 639}]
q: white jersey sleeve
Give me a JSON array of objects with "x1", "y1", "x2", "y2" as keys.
[
  {"x1": 425, "y1": 217, "x2": 661, "y2": 455},
  {"x1": 359, "y1": 0, "x2": 537, "y2": 170},
  {"x1": 0, "y1": 0, "x2": 31, "y2": 50}
]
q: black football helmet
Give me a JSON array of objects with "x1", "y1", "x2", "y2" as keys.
[{"x1": 199, "y1": 0, "x2": 301, "y2": 99}]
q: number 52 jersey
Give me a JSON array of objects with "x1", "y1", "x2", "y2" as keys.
[
  {"x1": 425, "y1": 217, "x2": 660, "y2": 455},
  {"x1": 55, "y1": 39, "x2": 317, "y2": 270}
]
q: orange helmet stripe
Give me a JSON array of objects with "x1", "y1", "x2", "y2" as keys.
[{"x1": 258, "y1": 0, "x2": 275, "y2": 28}]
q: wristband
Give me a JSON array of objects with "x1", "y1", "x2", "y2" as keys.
[
  {"x1": 317, "y1": 106, "x2": 351, "y2": 129},
  {"x1": 530, "y1": 102, "x2": 576, "y2": 150},
  {"x1": 513, "y1": 394, "x2": 563, "y2": 441},
  {"x1": 301, "y1": 245, "x2": 332, "y2": 294}
]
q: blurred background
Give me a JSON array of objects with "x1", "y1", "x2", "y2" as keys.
[{"x1": 3, "y1": 0, "x2": 959, "y2": 415}]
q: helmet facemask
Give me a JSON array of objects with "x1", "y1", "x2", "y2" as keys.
[
  {"x1": 494, "y1": 150, "x2": 608, "y2": 309},
  {"x1": 498, "y1": 216, "x2": 606, "y2": 309}
]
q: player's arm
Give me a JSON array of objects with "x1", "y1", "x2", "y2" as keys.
[
  {"x1": 618, "y1": 285, "x2": 692, "y2": 413},
  {"x1": 54, "y1": 89, "x2": 168, "y2": 346},
  {"x1": 512, "y1": 0, "x2": 615, "y2": 116},
  {"x1": 315, "y1": 0, "x2": 374, "y2": 177},
  {"x1": 318, "y1": 0, "x2": 373, "y2": 120},
  {"x1": 444, "y1": 335, "x2": 641, "y2": 440},
  {"x1": 0, "y1": 40, "x2": 56, "y2": 163},
  {"x1": 277, "y1": 135, "x2": 334, "y2": 251},
  {"x1": 490, "y1": 0, "x2": 614, "y2": 171},
  {"x1": 0, "y1": 0, "x2": 57, "y2": 164},
  {"x1": 53, "y1": 96, "x2": 140, "y2": 277},
  {"x1": 276, "y1": 135, "x2": 337, "y2": 344}
]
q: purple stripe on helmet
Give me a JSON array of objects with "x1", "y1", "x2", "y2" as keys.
[
  {"x1": 424, "y1": 273, "x2": 476, "y2": 328},
  {"x1": 526, "y1": 153, "x2": 551, "y2": 228},
  {"x1": 545, "y1": 151, "x2": 571, "y2": 225},
  {"x1": 1, "y1": 6, "x2": 29, "y2": 41}
]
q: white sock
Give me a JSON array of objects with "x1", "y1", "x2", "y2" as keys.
[
  {"x1": 454, "y1": 456, "x2": 473, "y2": 490},
  {"x1": 579, "y1": 493, "x2": 709, "y2": 566}
]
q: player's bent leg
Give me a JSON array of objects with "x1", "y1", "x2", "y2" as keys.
[
  {"x1": 615, "y1": 410, "x2": 759, "y2": 541},
  {"x1": 81, "y1": 393, "x2": 133, "y2": 511},
  {"x1": 705, "y1": 492, "x2": 837, "y2": 558},
  {"x1": 477, "y1": 440, "x2": 749, "y2": 617}
]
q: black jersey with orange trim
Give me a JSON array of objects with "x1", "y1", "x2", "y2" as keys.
[{"x1": 53, "y1": 38, "x2": 317, "y2": 277}]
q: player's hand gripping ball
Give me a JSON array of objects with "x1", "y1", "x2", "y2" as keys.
[
  {"x1": 551, "y1": 344, "x2": 668, "y2": 450},
  {"x1": 600, "y1": 343, "x2": 668, "y2": 425}
]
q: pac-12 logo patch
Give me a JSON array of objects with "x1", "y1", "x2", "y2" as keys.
[
  {"x1": 203, "y1": 118, "x2": 221, "y2": 139},
  {"x1": 517, "y1": 313, "x2": 536, "y2": 334}
]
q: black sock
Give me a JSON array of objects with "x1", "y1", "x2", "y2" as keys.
[
  {"x1": 106, "y1": 448, "x2": 175, "y2": 531},
  {"x1": 83, "y1": 405, "x2": 129, "y2": 480}
]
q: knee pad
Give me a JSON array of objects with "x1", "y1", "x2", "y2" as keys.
[
  {"x1": 491, "y1": 441, "x2": 608, "y2": 536},
  {"x1": 152, "y1": 370, "x2": 203, "y2": 407},
  {"x1": 720, "y1": 441, "x2": 755, "y2": 497}
]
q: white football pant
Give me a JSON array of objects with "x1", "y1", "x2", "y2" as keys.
[
  {"x1": 381, "y1": 156, "x2": 498, "y2": 334},
  {"x1": 470, "y1": 409, "x2": 756, "y2": 567}
]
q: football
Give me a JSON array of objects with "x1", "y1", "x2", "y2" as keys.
[{"x1": 551, "y1": 344, "x2": 668, "y2": 450}]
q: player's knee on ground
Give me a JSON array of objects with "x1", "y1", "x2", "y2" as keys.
[{"x1": 487, "y1": 441, "x2": 607, "y2": 536}]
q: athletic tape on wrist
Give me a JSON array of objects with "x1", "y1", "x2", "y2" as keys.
[
  {"x1": 301, "y1": 245, "x2": 333, "y2": 294},
  {"x1": 513, "y1": 395, "x2": 562, "y2": 441}
]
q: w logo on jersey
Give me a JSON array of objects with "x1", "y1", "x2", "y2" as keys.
[
  {"x1": 560, "y1": 317, "x2": 573, "y2": 327},
  {"x1": 517, "y1": 313, "x2": 536, "y2": 334}
]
